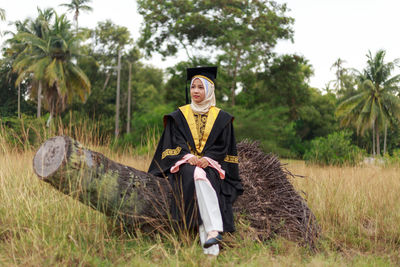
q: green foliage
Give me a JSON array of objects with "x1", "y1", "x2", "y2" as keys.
[
  {"x1": 336, "y1": 50, "x2": 400, "y2": 156},
  {"x1": 304, "y1": 131, "x2": 365, "y2": 166},
  {"x1": 138, "y1": 0, "x2": 293, "y2": 58},
  {"x1": 132, "y1": 65, "x2": 164, "y2": 112},
  {"x1": 383, "y1": 148, "x2": 400, "y2": 165},
  {"x1": 9, "y1": 9, "x2": 91, "y2": 117},
  {"x1": 329, "y1": 58, "x2": 357, "y2": 99},
  {"x1": 296, "y1": 89, "x2": 338, "y2": 141},
  {"x1": 225, "y1": 104, "x2": 301, "y2": 158},
  {"x1": 0, "y1": 8, "x2": 5, "y2": 21},
  {"x1": 392, "y1": 148, "x2": 400, "y2": 160},
  {"x1": 72, "y1": 19, "x2": 163, "y2": 137},
  {"x1": 138, "y1": 0, "x2": 294, "y2": 104},
  {"x1": 115, "y1": 104, "x2": 174, "y2": 152},
  {"x1": 60, "y1": 0, "x2": 93, "y2": 28},
  {"x1": 3, "y1": 2, "x2": 399, "y2": 161},
  {"x1": 0, "y1": 59, "x2": 36, "y2": 117},
  {"x1": 0, "y1": 115, "x2": 47, "y2": 150},
  {"x1": 88, "y1": 20, "x2": 132, "y2": 63},
  {"x1": 238, "y1": 54, "x2": 313, "y2": 120}
]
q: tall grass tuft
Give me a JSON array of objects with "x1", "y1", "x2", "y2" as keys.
[{"x1": 0, "y1": 114, "x2": 112, "y2": 153}]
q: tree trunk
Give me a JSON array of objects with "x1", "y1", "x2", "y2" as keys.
[
  {"x1": 115, "y1": 51, "x2": 122, "y2": 138},
  {"x1": 230, "y1": 77, "x2": 236, "y2": 106},
  {"x1": 33, "y1": 135, "x2": 171, "y2": 230},
  {"x1": 75, "y1": 11, "x2": 79, "y2": 34},
  {"x1": 37, "y1": 81, "x2": 42, "y2": 118},
  {"x1": 290, "y1": 97, "x2": 297, "y2": 121},
  {"x1": 46, "y1": 113, "x2": 52, "y2": 128},
  {"x1": 376, "y1": 124, "x2": 380, "y2": 156},
  {"x1": 33, "y1": 136, "x2": 320, "y2": 249},
  {"x1": 372, "y1": 123, "x2": 376, "y2": 156},
  {"x1": 127, "y1": 62, "x2": 132, "y2": 134},
  {"x1": 18, "y1": 84, "x2": 21, "y2": 119},
  {"x1": 230, "y1": 49, "x2": 242, "y2": 106},
  {"x1": 383, "y1": 123, "x2": 387, "y2": 155},
  {"x1": 102, "y1": 73, "x2": 111, "y2": 91}
]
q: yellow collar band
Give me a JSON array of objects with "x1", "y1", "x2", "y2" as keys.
[{"x1": 192, "y1": 75, "x2": 214, "y2": 85}]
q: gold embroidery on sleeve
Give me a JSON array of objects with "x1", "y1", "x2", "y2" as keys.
[
  {"x1": 161, "y1": 146, "x2": 182, "y2": 159},
  {"x1": 224, "y1": 155, "x2": 239, "y2": 164}
]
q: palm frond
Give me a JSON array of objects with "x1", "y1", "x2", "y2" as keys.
[
  {"x1": 336, "y1": 92, "x2": 366, "y2": 116},
  {"x1": 27, "y1": 57, "x2": 51, "y2": 80},
  {"x1": 0, "y1": 8, "x2": 5, "y2": 21}
]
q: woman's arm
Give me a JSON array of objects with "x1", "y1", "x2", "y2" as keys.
[{"x1": 148, "y1": 117, "x2": 190, "y2": 176}]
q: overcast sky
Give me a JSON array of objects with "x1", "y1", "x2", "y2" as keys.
[{"x1": 1, "y1": 0, "x2": 400, "y2": 89}]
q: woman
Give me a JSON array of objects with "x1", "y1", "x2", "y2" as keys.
[{"x1": 148, "y1": 66, "x2": 243, "y2": 255}]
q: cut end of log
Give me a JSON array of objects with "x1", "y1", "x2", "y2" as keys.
[{"x1": 33, "y1": 136, "x2": 67, "y2": 179}]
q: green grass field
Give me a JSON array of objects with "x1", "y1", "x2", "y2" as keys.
[{"x1": 1, "y1": 136, "x2": 399, "y2": 266}]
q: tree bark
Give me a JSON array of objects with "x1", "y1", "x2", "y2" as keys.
[
  {"x1": 372, "y1": 122, "x2": 376, "y2": 156},
  {"x1": 230, "y1": 49, "x2": 242, "y2": 106},
  {"x1": 102, "y1": 73, "x2": 111, "y2": 91},
  {"x1": 46, "y1": 113, "x2": 52, "y2": 128},
  {"x1": 18, "y1": 84, "x2": 21, "y2": 119},
  {"x1": 37, "y1": 81, "x2": 42, "y2": 118},
  {"x1": 127, "y1": 62, "x2": 132, "y2": 134},
  {"x1": 383, "y1": 123, "x2": 387, "y2": 155},
  {"x1": 33, "y1": 136, "x2": 320, "y2": 249},
  {"x1": 376, "y1": 124, "x2": 380, "y2": 156},
  {"x1": 75, "y1": 12, "x2": 79, "y2": 34},
  {"x1": 115, "y1": 51, "x2": 122, "y2": 138},
  {"x1": 33, "y1": 135, "x2": 171, "y2": 230}
]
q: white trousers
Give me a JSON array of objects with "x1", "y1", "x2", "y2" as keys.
[{"x1": 195, "y1": 179, "x2": 223, "y2": 255}]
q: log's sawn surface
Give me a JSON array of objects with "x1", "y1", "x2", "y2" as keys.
[{"x1": 33, "y1": 135, "x2": 320, "y2": 249}]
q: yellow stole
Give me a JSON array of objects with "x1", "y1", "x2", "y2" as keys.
[{"x1": 179, "y1": 104, "x2": 220, "y2": 154}]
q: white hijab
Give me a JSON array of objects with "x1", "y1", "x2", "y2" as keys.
[{"x1": 190, "y1": 76, "x2": 216, "y2": 114}]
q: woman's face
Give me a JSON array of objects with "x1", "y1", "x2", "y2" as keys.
[{"x1": 190, "y1": 78, "x2": 206, "y2": 103}]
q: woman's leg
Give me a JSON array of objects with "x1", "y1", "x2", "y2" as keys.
[
  {"x1": 199, "y1": 224, "x2": 219, "y2": 255},
  {"x1": 171, "y1": 164, "x2": 197, "y2": 230},
  {"x1": 194, "y1": 179, "x2": 223, "y2": 234}
]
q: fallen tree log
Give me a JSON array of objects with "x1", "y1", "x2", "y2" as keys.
[{"x1": 33, "y1": 136, "x2": 320, "y2": 249}]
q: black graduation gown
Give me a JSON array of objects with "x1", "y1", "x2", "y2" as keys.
[{"x1": 148, "y1": 104, "x2": 243, "y2": 232}]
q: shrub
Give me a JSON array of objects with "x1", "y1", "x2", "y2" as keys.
[
  {"x1": 114, "y1": 104, "x2": 174, "y2": 153},
  {"x1": 304, "y1": 131, "x2": 365, "y2": 166},
  {"x1": 0, "y1": 115, "x2": 48, "y2": 150},
  {"x1": 224, "y1": 104, "x2": 302, "y2": 158},
  {"x1": 383, "y1": 148, "x2": 400, "y2": 165}
]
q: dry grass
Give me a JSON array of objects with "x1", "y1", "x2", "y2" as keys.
[
  {"x1": 1, "y1": 131, "x2": 399, "y2": 265},
  {"x1": 286, "y1": 159, "x2": 400, "y2": 262}
]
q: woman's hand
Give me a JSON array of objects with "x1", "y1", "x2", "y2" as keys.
[
  {"x1": 197, "y1": 157, "x2": 209, "y2": 168},
  {"x1": 188, "y1": 156, "x2": 199, "y2": 166},
  {"x1": 187, "y1": 156, "x2": 209, "y2": 168}
]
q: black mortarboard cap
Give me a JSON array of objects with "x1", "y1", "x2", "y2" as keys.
[{"x1": 185, "y1": 66, "x2": 218, "y2": 104}]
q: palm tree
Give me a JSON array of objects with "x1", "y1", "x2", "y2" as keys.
[
  {"x1": 12, "y1": 12, "x2": 91, "y2": 125},
  {"x1": 330, "y1": 58, "x2": 347, "y2": 92},
  {"x1": 363, "y1": 50, "x2": 400, "y2": 154},
  {"x1": 336, "y1": 50, "x2": 400, "y2": 155},
  {"x1": 0, "y1": 8, "x2": 5, "y2": 35},
  {"x1": 5, "y1": 9, "x2": 55, "y2": 118},
  {"x1": 60, "y1": 0, "x2": 93, "y2": 32}
]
